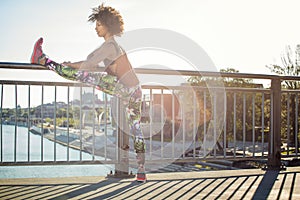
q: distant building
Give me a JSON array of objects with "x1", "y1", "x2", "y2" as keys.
[{"x1": 34, "y1": 102, "x2": 68, "y2": 118}]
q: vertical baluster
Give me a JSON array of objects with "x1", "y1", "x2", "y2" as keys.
[
  {"x1": 1, "y1": 84, "x2": 3, "y2": 162},
  {"x1": 79, "y1": 86, "x2": 83, "y2": 161},
  {"x1": 213, "y1": 91, "x2": 217, "y2": 158},
  {"x1": 252, "y1": 93, "x2": 256, "y2": 157},
  {"x1": 161, "y1": 89, "x2": 164, "y2": 158},
  {"x1": 270, "y1": 93, "x2": 274, "y2": 155},
  {"x1": 92, "y1": 87, "x2": 95, "y2": 160},
  {"x1": 233, "y1": 92, "x2": 236, "y2": 158},
  {"x1": 243, "y1": 93, "x2": 246, "y2": 158},
  {"x1": 172, "y1": 89, "x2": 175, "y2": 159},
  {"x1": 41, "y1": 85, "x2": 44, "y2": 162},
  {"x1": 14, "y1": 85, "x2": 17, "y2": 162},
  {"x1": 115, "y1": 97, "x2": 119, "y2": 161},
  {"x1": 193, "y1": 90, "x2": 196, "y2": 159},
  {"x1": 295, "y1": 93, "x2": 298, "y2": 156},
  {"x1": 54, "y1": 86, "x2": 57, "y2": 162},
  {"x1": 223, "y1": 91, "x2": 227, "y2": 158},
  {"x1": 27, "y1": 85, "x2": 31, "y2": 162},
  {"x1": 182, "y1": 90, "x2": 185, "y2": 159},
  {"x1": 149, "y1": 89, "x2": 153, "y2": 160},
  {"x1": 104, "y1": 93, "x2": 108, "y2": 160},
  {"x1": 287, "y1": 93, "x2": 290, "y2": 156},
  {"x1": 261, "y1": 93, "x2": 265, "y2": 157},
  {"x1": 203, "y1": 91, "x2": 207, "y2": 157},
  {"x1": 67, "y1": 86, "x2": 70, "y2": 162}
]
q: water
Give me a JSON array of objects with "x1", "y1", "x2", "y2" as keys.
[{"x1": 0, "y1": 125, "x2": 114, "y2": 178}]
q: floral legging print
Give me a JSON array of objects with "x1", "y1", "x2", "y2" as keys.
[{"x1": 45, "y1": 60, "x2": 145, "y2": 164}]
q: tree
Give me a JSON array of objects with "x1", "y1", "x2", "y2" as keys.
[
  {"x1": 267, "y1": 44, "x2": 300, "y2": 147},
  {"x1": 57, "y1": 108, "x2": 67, "y2": 118},
  {"x1": 267, "y1": 45, "x2": 300, "y2": 78}
]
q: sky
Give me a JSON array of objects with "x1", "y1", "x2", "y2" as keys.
[{"x1": 1, "y1": 0, "x2": 300, "y2": 107}]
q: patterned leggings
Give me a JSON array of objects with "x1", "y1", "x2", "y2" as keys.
[{"x1": 45, "y1": 60, "x2": 145, "y2": 164}]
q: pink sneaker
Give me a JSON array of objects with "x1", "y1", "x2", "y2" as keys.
[
  {"x1": 30, "y1": 37, "x2": 44, "y2": 64},
  {"x1": 136, "y1": 165, "x2": 147, "y2": 182}
]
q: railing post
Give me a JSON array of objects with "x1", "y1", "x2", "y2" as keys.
[{"x1": 268, "y1": 77, "x2": 282, "y2": 169}]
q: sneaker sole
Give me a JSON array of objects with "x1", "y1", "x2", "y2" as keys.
[{"x1": 136, "y1": 173, "x2": 147, "y2": 182}]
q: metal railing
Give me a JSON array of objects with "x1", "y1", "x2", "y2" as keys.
[{"x1": 0, "y1": 62, "x2": 299, "y2": 172}]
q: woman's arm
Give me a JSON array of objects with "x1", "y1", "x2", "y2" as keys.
[
  {"x1": 62, "y1": 42, "x2": 117, "y2": 70},
  {"x1": 62, "y1": 61, "x2": 84, "y2": 69},
  {"x1": 62, "y1": 60, "x2": 103, "y2": 70}
]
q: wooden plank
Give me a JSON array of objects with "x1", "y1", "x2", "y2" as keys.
[{"x1": 0, "y1": 167, "x2": 299, "y2": 199}]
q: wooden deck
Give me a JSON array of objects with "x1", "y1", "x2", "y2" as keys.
[{"x1": 0, "y1": 167, "x2": 299, "y2": 199}]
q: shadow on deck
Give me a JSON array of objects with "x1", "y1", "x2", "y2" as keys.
[{"x1": 0, "y1": 167, "x2": 299, "y2": 199}]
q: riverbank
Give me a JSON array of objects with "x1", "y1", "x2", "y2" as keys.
[
  {"x1": 29, "y1": 124, "x2": 119, "y2": 159},
  {"x1": 0, "y1": 125, "x2": 114, "y2": 178}
]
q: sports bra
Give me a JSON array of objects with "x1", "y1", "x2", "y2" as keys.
[{"x1": 104, "y1": 40, "x2": 140, "y2": 87}]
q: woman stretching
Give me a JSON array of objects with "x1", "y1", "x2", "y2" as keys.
[{"x1": 30, "y1": 4, "x2": 146, "y2": 182}]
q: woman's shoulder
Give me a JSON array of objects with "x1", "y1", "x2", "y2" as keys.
[
  {"x1": 87, "y1": 39, "x2": 119, "y2": 58},
  {"x1": 106, "y1": 38, "x2": 123, "y2": 57},
  {"x1": 105, "y1": 38, "x2": 121, "y2": 50}
]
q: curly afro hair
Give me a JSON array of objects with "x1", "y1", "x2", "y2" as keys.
[{"x1": 88, "y1": 3, "x2": 124, "y2": 36}]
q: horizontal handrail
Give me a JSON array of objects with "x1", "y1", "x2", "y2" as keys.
[
  {"x1": 0, "y1": 80, "x2": 81, "y2": 86},
  {"x1": 2, "y1": 62, "x2": 300, "y2": 81},
  {"x1": 0, "y1": 80, "x2": 270, "y2": 93}
]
